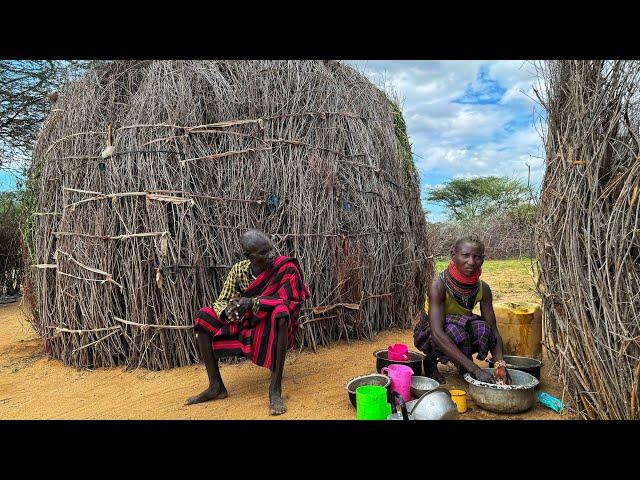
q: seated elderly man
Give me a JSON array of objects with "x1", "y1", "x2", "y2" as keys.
[
  {"x1": 186, "y1": 229, "x2": 309, "y2": 415},
  {"x1": 414, "y1": 236, "x2": 511, "y2": 385}
]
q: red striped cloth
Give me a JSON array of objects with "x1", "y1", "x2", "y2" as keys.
[{"x1": 194, "y1": 256, "x2": 310, "y2": 370}]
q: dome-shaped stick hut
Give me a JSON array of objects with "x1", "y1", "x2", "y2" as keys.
[{"x1": 25, "y1": 60, "x2": 433, "y2": 370}]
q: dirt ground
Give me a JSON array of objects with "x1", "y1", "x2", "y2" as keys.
[{"x1": 0, "y1": 298, "x2": 574, "y2": 420}]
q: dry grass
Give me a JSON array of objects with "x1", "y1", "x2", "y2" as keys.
[{"x1": 435, "y1": 258, "x2": 539, "y2": 306}]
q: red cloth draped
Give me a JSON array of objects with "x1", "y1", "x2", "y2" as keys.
[{"x1": 194, "y1": 256, "x2": 310, "y2": 370}]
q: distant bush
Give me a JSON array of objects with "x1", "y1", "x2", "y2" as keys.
[
  {"x1": 427, "y1": 207, "x2": 534, "y2": 260},
  {"x1": 0, "y1": 191, "x2": 24, "y2": 295}
]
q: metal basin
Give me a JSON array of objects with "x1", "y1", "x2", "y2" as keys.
[
  {"x1": 486, "y1": 355, "x2": 544, "y2": 380},
  {"x1": 411, "y1": 389, "x2": 459, "y2": 420},
  {"x1": 387, "y1": 399, "x2": 418, "y2": 420},
  {"x1": 345, "y1": 373, "x2": 390, "y2": 408},
  {"x1": 464, "y1": 368, "x2": 539, "y2": 413},
  {"x1": 410, "y1": 376, "x2": 440, "y2": 398},
  {"x1": 387, "y1": 390, "x2": 458, "y2": 420},
  {"x1": 387, "y1": 411, "x2": 415, "y2": 420}
]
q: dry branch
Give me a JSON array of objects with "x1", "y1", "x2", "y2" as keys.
[{"x1": 535, "y1": 60, "x2": 640, "y2": 419}]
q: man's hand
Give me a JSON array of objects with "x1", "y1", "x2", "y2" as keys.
[
  {"x1": 224, "y1": 300, "x2": 239, "y2": 322},
  {"x1": 225, "y1": 296, "x2": 242, "y2": 322},
  {"x1": 236, "y1": 297, "x2": 253, "y2": 315},
  {"x1": 225, "y1": 296, "x2": 252, "y2": 322},
  {"x1": 472, "y1": 367, "x2": 495, "y2": 384}
]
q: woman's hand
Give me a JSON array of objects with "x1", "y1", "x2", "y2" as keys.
[
  {"x1": 472, "y1": 366, "x2": 495, "y2": 384},
  {"x1": 493, "y1": 364, "x2": 512, "y2": 385}
]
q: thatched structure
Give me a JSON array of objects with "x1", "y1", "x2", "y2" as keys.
[
  {"x1": 0, "y1": 192, "x2": 24, "y2": 296},
  {"x1": 25, "y1": 60, "x2": 432, "y2": 370},
  {"x1": 535, "y1": 60, "x2": 640, "y2": 419}
]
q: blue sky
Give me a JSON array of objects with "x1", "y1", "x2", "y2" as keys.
[
  {"x1": 1, "y1": 61, "x2": 547, "y2": 222},
  {"x1": 349, "y1": 60, "x2": 546, "y2": 221},
  {"x1": 0, "y1": 166, "x2": 24, "y2": 190}
]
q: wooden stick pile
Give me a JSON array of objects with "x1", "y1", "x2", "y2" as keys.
[
  {"x1": 26, "y1": 60, "x2": 433, "y2": 370},
  {"x1": 534, "y1": 60, "x2": 640, "y2": 419}
]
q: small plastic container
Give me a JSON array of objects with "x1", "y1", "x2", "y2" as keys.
[
  {"x1": 388, "y1": 343, "x2": 409, "y2": 361},
  {"x1": 537, "y1": 391, "x2": 564, "y2": 413},
  {"x1": 449, "y1": 389, "x2": 468, "y2": 413},
  {"x1": 356, "y1": 385, "x2": 390, "y2": 420},
  {"x1": 382, "y1": 364, "x2": 413, "y2": 404}
]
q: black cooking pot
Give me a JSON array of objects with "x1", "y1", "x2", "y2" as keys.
[
  {"x1": 374, "y1": 349, "x2": 424, "y2": 376},
  {"x1": 487, "y1": 355, "x2": 544, "y2": 380}
]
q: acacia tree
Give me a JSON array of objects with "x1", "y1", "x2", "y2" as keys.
[
  {"x1": 426, "y1": 176, "x2": 530, "y2": 222},
  {"x1": 0, "y1": 60, "x2": 93, "y2": 172},
  {"x1": 1, "y1": 61, "x2": 95, "y2": 294}
]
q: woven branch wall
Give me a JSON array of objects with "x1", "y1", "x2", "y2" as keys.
[
  {"x1": 26, "y1": 60, "x2": 433, "y2": 370},
  {"x1": 535, "y1": 60, "x2": 640, "y2": 419}
]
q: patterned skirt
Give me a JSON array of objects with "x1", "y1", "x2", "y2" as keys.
[{"x1": 413, "y1": 312, "x2": 496, "y2": 369}]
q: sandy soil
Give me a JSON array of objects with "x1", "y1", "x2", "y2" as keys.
[{"x1": 0, "y1": 300, "x2": 574, "y2": 420}]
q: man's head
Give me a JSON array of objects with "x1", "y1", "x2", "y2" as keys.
[
  {"x1": 451, "y1": 236, "x2": 485, "y2": 276},
  {"x1": 240, "y1": 230, "x2": 276, "y2": 270}
]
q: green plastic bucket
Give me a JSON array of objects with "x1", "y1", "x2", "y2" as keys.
[{"x1": 356, "y1": 385, "x2": 390, "y2": 420}]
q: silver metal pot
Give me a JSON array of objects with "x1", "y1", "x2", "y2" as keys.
[
  {"x1": 387, "y1": 389, "x2": 458, "y2": 420},
  {"x1": 410, "y1": 375, "x2": 440, "y2": 398},
  {"x1": 486, "y1": 355, "x2": 544, "y2": 380},
  {"x1": 411, "y1": 388, "x2": 459, "y2": 420},
  {"x1": 464, "y1": 368, "x2": 539, "y2": 413}
]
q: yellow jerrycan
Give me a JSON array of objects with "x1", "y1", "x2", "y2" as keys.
[{"x1": 492, "y1": 302, "x2": 542, "y2": 359}]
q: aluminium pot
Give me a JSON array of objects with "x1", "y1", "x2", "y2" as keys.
[
  {"x1": 487, "y1": 355, "x2": 543, "y2": 380},
  {"x1": 345, "y1": 373, "x2": 391, "y2": 407},
  {"x1": 387, "y1": 389, "x2": 458, "y2": 420},
  {"x1": 464, "y1": 368, "x2": 539, "y2": 414}
]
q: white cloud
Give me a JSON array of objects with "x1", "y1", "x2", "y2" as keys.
[
  {"x1": 431, "y1": 106, "x2": 511, "y2": 141},
  {"x1": 353, "y1": 60, "x2": 484, "y2": 107},
  {"x1": 348, "y1": 60, "x2": 546, "y2": 191},
  {"x1": 489, "y1": 61, "x2": 546, "y2": 117}
]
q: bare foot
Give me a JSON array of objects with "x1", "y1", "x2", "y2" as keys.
[
  {"x1": 185, "y1": 386, "x2": 228, "y2": 405},
  {"x1": 269, "y1": 393, "x2": 287, "y2": 416}
]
